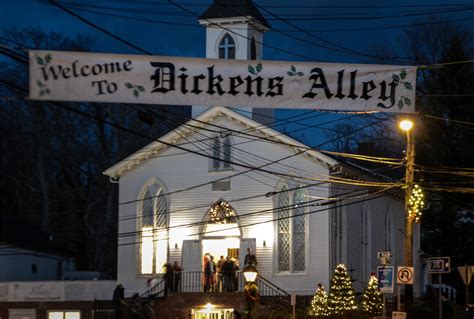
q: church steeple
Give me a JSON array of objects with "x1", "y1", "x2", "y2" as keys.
[{"x1": 193, "y1": 0, "x2": 274, "y2": 126}]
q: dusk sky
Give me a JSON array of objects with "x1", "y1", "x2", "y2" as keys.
[{"x1": 2, "y1": 0, "x2": 474, "y2": 145}]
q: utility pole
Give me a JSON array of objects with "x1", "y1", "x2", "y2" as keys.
[{"x1": 400, "y1": 119, "x2": 415, "y2": 308}]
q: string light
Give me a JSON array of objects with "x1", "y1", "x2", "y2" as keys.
[
  {"x1": 209, "y1": 200, "x2": 236, "y2": 224},
  {"x1": 361, "y1": 273, "x2": 383, "y2": 316},
  {"x1": 408, "y1": 184, "x2": 425, "y2": 223}
]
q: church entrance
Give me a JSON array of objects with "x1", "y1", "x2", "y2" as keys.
[
  {"x1": 202, "y1": 238, "x2": 240, "y2": 263},
  {"x1": 181, "y1": 200, "x2": 256, "y2": 292}
]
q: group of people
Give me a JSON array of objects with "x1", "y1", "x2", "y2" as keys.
[
  {"x1": 203, "y1": 254, "x2": 239, "y2": 292},
  {"x1": 163, "y1": 261, "x2": 182, "y2": 295},
  {"x1": 203, "y1": 248, "x2": 257, "y2": 292}
]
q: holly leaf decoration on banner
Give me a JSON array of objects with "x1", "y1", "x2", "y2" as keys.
[
  {"x1": 125, "y1": 83, "x2": 144, "y2": 98},
  {"x1": 248, "y1": 63, "x2": 263, "y2": 75},
  {"x1": 393, "y1": 69, "x2": 413, "y2": 109},
  {"x1": 287, "y1": 65, "x2": 304, "y2": 77}
]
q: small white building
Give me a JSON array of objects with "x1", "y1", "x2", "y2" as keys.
[{"x1": 103, "y1": 0, "x2": 421, "y2": 298}]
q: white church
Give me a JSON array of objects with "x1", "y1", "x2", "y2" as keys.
[{"x1": 103, "y1": 0, "x2": 421, "y2": 299}]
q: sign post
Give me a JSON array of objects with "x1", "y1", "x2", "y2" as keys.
[
  {"x1": 428, "y1": 257, "x2": 451, "y2": 319},
  {"x1": 394, "y1": 266, "x2": 413, "y2": 316},
  {"x1": 457, "y1": 265, "x2": 474, "y2": 307},
  {"x1": 377, "y1": 266, "x2": 394, "y2": 319}
]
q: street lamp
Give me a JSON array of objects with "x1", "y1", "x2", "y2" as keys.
[
  {"x1": 399, "y1": 118, "x2": 415, "y2": 308},
  {"x1": 243, "y1": 265, "x2": 259, "y2": 319},
  {"x1": 243, "y1": 265, "x2": 258, "y2": 283}
]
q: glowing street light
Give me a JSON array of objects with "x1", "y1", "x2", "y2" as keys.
[{"x1": 399, "y1": 119, "x2": 414, "y2": 132}]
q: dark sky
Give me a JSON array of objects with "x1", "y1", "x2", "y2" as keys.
[{"x1": 1, "y1": 0, "x2": 474, "y2": 145}]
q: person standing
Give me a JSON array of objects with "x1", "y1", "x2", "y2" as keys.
[
  {"x1": 163, "y1": 262, "x2": 173, "y2": 296},
  {"x1": 222, "y1": 256, "x2": 233, "y2": 292},
  {"x1": 204, "y1": 255, "x2": 216, "y2": 292},
  {"x1": 216, "y1": 255, "x2": 225, "y2": 292},
  {"x1": 172, "y1": 261, "x2": 182, "y2": 292},
  {"x1": 112, "y1": 283, "x2": 124, "y2": 319},
  {"x1": 244, "y1": 247, "x2": 257, "y2": 267}
]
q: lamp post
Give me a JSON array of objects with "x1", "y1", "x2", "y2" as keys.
[
  {"x1": 399, "y1": 119, "x2": 415, "y2": 307},
  {"x1": 243, "y1": 265, "x2": 258, "y2": 319}
]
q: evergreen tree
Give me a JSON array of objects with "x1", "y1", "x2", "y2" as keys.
[
  {"x1": 327, "y1": 264, "x2": 358, "y2": 318},
  {"x1": 361, "y1": 273, "x2": 383, "y2": 317},
  {"x1": 308, "y1": 283, "x2": 329, "y2": 317}
]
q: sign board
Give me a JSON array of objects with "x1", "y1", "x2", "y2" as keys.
[
  {"x1": 29, "y1": 50, "x2": 417, "y2": 113},
  {"x1": 377, "y1": 266, "x2": 394, "y2": 293},
  {"x1": 392, "y1": 311, "x2": 407, "y2": 319},
  {"x1": 290, "y1": 292, "x2": 296, "y2": 306},
  {"x1": 457, "y1": 266, "x2": 474, "y2": 285},
  {"x1": 397, "y1": 266, "x2": 414, "y2": 285},
  {"x1": 428, "y1": 257, "x2": 451, "y2": 274},
  {"x1": 377, "y1": 251, "x2": 393, "y2": 259}
]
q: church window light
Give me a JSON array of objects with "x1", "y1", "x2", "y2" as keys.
[
  {"x1": 218, "y1": 33, "x2": 236, "y2": 59},
  {"x1": 276, "y1": 182, "x2": 307, "y2": 273},
  {"x1": 139, "y1": 181, "x2": 169, "y2": 275}
]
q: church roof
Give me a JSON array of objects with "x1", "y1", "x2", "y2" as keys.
[
  {"x1": 199, "y1": 0, "x2": 271, "y2": 29},
  {"x1": 103, "y1": 106, "x2": 337, "y2": 178}
]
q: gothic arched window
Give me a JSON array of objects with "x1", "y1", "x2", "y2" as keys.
[
  {"x1": 211, "y1": 133, "x2": 232, "y2": 171},
  {"x1": 218, "y1": 33, "x2": 236, "y2": 59},
  {"x1": 276, "y1": 181, "x2": 307, "y2": 273},
  {"x1": 139, "y1": 180, "x2": 169, "y2": 275},
  {"x1": 202, "y1": 200, "x2": 240, "y2": 238}
]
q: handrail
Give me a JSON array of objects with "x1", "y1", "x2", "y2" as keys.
[
  {"x1": 140, "y1": 278, "x2": 166, "y2": 298},
  {"x1": 257, "y1": 274, "x2": 291, "y2": 297}
]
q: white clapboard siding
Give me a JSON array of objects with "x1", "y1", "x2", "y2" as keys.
[
  {"x1": 116, "y1": 113, "x2": 333, "y2": 295},
  {"x1": 113, "y1": 110, "x2": 413, "y2": 296}
]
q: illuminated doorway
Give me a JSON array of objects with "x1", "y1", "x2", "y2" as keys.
[{"x1": 201, "y1": 200, "x2": 241, "y2": 260}]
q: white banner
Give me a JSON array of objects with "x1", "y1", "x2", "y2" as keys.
[{"x1": 29, "y1": 50, "x2": 417, "y2": 113}]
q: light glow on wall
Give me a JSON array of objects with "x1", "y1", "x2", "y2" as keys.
[
  {"x1": 246, "y1": 221, "x2": 274, "y2": 247},
  {"x1": 141, "y1": 227, "x2": 154, "y2": 274}
]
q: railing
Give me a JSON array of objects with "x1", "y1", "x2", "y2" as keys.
[
  {"x1": 141, "y1": 271, "x2": 292, "y2": 297},
  {"x1": 256, "y1": 275, "x2": 291, "y2": 297},
  {"x1": 140, "y1": 278, "x2": 166, "y2": 298}
]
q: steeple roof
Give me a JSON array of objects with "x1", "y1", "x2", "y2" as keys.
[{"x1": 199, "y1": 0, "x2": 270, "y2": 29}]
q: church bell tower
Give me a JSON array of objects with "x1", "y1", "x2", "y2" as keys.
[{"x1": 193, "y1": 0, "x2": 274, "y2": 126}]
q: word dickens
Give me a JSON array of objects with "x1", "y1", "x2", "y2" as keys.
[{"x1": 150, "y1": 62, "x2": 401, "y2": 109}]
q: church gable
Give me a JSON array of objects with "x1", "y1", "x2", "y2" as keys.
[{"x1": 103, "y1": 106, "x2": 337, "y2": 179}]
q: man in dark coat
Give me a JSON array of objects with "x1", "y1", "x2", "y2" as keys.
[{"x1": 112, "y1": 283, "x2": 124, "y2": 319}]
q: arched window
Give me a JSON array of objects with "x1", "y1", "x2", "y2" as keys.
[
  {"x1": 139, "y1": 181, "x2": 169, "y2": 275},
  {"x1": 276, "y1": 181, "x2": 306, "y2": 273},
  {"x1": 202, "y1": 200, "x2": 240, "y2": 238},
  {"x1": 250, "y1": 37, "x2": 257, "y2": 60},
  {"x1": 218, "y1": 33, "x2": 236, "y2": 59},
  {"x1": 210, "y1": 133, "x2": 232, "y2": 171}
]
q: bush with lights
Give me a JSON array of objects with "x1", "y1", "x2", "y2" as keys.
[
  {"x1": 308, "y1": 283, "x2": 329, "y2": 317},
  {"x1": 327, "y1": 264, "x2": 358, "y2": 318},
  {"x1": 361, "y1": 273, "x2": 383, "y2": 317}
]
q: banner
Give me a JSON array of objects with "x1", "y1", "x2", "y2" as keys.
[{"x1": 29, "y1": 50, "x2": 417, "y2": 113}]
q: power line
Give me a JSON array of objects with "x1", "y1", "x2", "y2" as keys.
[
  {"x1": 118, "y1": 190, "x2": 391, "y2": 247},
  {"x1": 48, "y1": 0, "x2": 152, "y2": 55}
]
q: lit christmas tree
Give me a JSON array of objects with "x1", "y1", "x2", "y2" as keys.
[
  {"x1": 308, "y1": 283, "x2": 329, "y2": 317},
  {"x1": 327, "y1": 264, "x2": 358, "y2": 318},
  {"x1": 361, "y1": 273, "x2": 383, "y2": 317}
]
